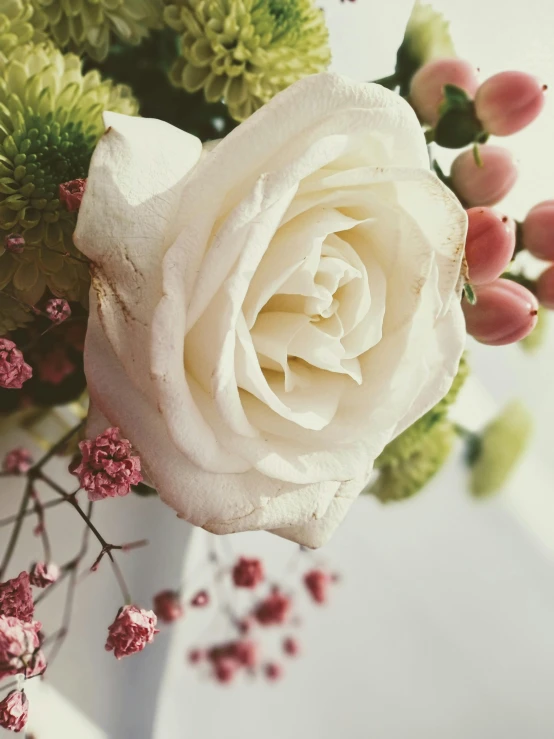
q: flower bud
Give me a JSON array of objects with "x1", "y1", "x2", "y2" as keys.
[
  {"x1": 409, "y1": 58, "x2": 479, "y2": 125},
  {"x1": 475, "y1": 71, "x2": 546, "y2": 136},
  {"x1": 153, "y1": 590, "x2": 184, "y2": 623},
  {"x1": 463, "y1": 279, "x2": 538, "y2": 345},
  {"x1": 451, "y1": 146, "x2": 517, "y2": 207},
  {"x1": 536, "y1": 264, "x2": 554, "y2": 309},
  {"x1": 522, "y1": 200, "x2": 554, "y2": 261},
  {"x1": 465, "y1": 207, "x2": 516, "y2": 284},
  {"x1": 59, "y1": 179, "x2": 87, "y2": 212},
  {"x1": 45, "y1": 298, "x2": 71, "y2": 324},
  {"x1": 264, "y1": 662, "x2": 283, "y2": 681}
]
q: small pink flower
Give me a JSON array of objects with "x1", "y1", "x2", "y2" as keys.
[
  {"x1": 232, "y1": 557, "x2": 264, "y2": 589},
  {"x1": 231, "y1": 640, "x2": 258, "y2": 668},
  {"x1": 59, "y1": 179, "x2": 86, "y2": 212},
  {"x1": 3, "y1": 233, "x2": 25, "y2": 254},
  {"x1": 45, "y1": 298, "x2": 71, "y2": 324},
  {"x1": 188, "y1": 648, "x2": 204, "y2": 664},
  {"x1": 0, "y1": 690, "x2": 29, "y2": 732},
  {"x1": 0, "y1": 573, "x2": 34, "y2": 622},
  {"x1": 153, "y1": 590, "x2": 184, "y2": 624},
  {"x1": 71, "y1": 427, "x2": 142, "y2": 501},
  {"x1": 37, "y1": 346, "x2": 76, "y2": 385},
  {"x1": 29, "y1": 562, "x2": 60, "y2": 589},
  {"x1": 213, "y1": 658, "x2": 236, "y2": 684},
  {"x1": 253, "y1": 590, "x2": 291, "y2": 626},
  {"x1": 304, "y1": 570, "x2": 330, "y2": 604},
  {"x1": 105, "y1": 605, "x2": 158, "y2": 659},
  {"x1": 264, "y1": 662, "x2": 283, "y2": 681},
  {"x1": 0, "y1": 616, "x2": 41, "y2": 679},
  {"x1": 190, "y1": 590, "x2": 209, "y2": 608},
  {"x1": 2, "y1": 448, "x2": 33, "y2": 475},
  {"x1": 0, "y1": 339, "x2": 32, "y2": 390},
  {"x1": 283, "y1": 637, "x2": 300, "y2": 657}
]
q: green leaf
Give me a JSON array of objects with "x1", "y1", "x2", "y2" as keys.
[{"x1": 463, "y1": 283, "x2": 477, "y2": 305}]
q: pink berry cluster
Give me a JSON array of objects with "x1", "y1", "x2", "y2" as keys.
[
  {"x1": 177, "y1": 554, "x2": 338, "y2": 686},
  {"x1": 408, "y1": 57, "x2": 551, "y2": 347}
]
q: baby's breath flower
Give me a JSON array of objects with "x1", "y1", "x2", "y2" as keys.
[
  {"x1": 0, "y1": 0, "x2": 47, "y2": 63},
  {"x1": 0, "y1": 42, "x2": 138, "y2": 328},
  {"x1": 470, "y1": 401, "x2": 532, "y2": 498},
  {"x1": 32, "y1": 0, "x2": 164, "y2": 61},
  {"x1": 165, "y1": 0, "x2": 331, "y2": 121}
]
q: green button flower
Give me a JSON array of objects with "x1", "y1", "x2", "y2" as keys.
[{"x1": 165, "y1": 0, "x2": 331, "y2": 121}]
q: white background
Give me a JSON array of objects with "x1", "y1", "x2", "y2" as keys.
[{"x1": 3, "y1": 1, "x2": 554, "y2": 737}]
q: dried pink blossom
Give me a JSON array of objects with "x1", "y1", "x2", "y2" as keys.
[
  {"x1": 105, "y1": 605, "x2": 158, "y2": 659},
  {"x1": 2, "y1": 448, "x2": 33, "y2": 475},
  {"x1": 29, "y1": 562, "x2": 60, "y2": 589},
  {"x1": 0, "y1": 616, "x2": 41, "y2": 679},
  {"x1": 0, "y1": 339, "x2": 32, "y2": 390},
  {"x1": 153, "y1": 590, "x2": 183, "y2": 624},
  {"x1": 4, "y1": 233, "x2": 25, "y2": 254},
  {"x1": 231, "y1": 557, "x2": 264, "y2": 589},
  {"x1": 59, "y1": 179, "x2": 86, "y2": 212},
  {"x1": 45, "y1": 298, "x2": 71, "y2": 324},
  {"x1": 190, "y1": 590, "x2": 209, "y2": 608},
  {"x1": 264, "y1": 662, "x2": 283, "y2": 681},
  {"x1": 37, "y1": 346, "x2": 75, "y2": 385},
  {"x1": 72, "y1": 427, "x2": 142, "y2": 501},
  {"x1": 304, "y1": 569, "x2": 330, "y2": 604},
  {"x1": 254, "y1": 590, "x2": 291, "y2": 626},
  {"x1": 0, "y1": 690, "x2": 29, "y2": 732},
  {"x1": 283, "y1": 637, "x2": 300, "y2": 656},
  {"x1": 0, "y1": 573, "x2": 34, "y2": 622}
]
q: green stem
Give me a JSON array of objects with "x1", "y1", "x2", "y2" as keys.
[{"x1": 371, "y1": 73, "x2": 400, "y2": 90}]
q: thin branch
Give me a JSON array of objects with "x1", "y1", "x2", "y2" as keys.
[
  {"x1": 0, "y1": 498, "x2": 63, "y2": 528},
  {"x1": 0, "y1": 481, "x2": 32, "y2": 580}
]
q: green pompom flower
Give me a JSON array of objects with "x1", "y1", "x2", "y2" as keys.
[
  {"x1": 395, "y1": 0, "x2": 456, "y2": 95},
  {"x1": 164, "y1": 0, "x2": 331, "y2": 121},
  {"x1": 0, "y1": 0, "x2": 47, "y2": 62},
  {"x1": 370, "y1": 419, "x2": 455, "y2": 503},
  {"x1": 31, "y1": 0, "x2": 164, "y2": 61},
  {"x1": 0, "y1": 42, "x2": 138, "y2": 328},
  {"x1": 470, "y1": 401, "x2": 533, "y2": 498}
]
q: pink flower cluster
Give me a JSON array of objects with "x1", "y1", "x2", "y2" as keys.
[
  {"x1": 304, "y1": 569, "x2": 331, "y2": 604},
  {"x1": 0, "y1": 339, "x2": 32, "y2": 390},
  {"x1": 105, "y1": 605, "x2": 158, "y2": 659},
  {"x1": 232, "y1": 557, "x2": 264, "y2": 589},
  {"x1": 0, "y1": 573, "x2": 34, "y2": 622},
  {"x1": 2, "y1": 448, "x2": 33, "y2": 475},
  {"x1": 153, "y1": 590, "x2": 183, "y2": 624},
  {"x1": 0, "y1": 690, "x2": 28, "y2": 732},
  {"x1": 29, "y1": 562, "x2": 60, "y2": 589},
  {"x1": 71, "y1": 427, "x2": 142, "y2": 501},
  {"x1": 0, "y1": 616, "x2": 42, "y2": 680},
  {"x1": 253, "y1": 589, "x2": 291, "y2": 626}
]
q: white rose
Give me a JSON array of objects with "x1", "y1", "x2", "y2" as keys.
[{"x1": 75, "y1": 73, "x2": 467, "y2": 548}]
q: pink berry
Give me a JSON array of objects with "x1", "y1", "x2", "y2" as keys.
[
  {"x1": 537, "y1": 265, "x2": 554, "y2": 309},
  {"x1": 409, "y1": 58, "x2": 479, "y2": 125},
  {"x1": 475, "y1": 71, "x2": 546, "y2": 136},
  {"x1": 465, "y1": 207, "x2": 516, "y2": 285},
  {"x1": 522, "y1": 200, "x2": 554, "y2": 261},
  {"x1": 463, "y1": 279, "x2": 538, "y2": 345},
  {"x1": 451, "y1": 146, "x2": 517, "y2": 207}
]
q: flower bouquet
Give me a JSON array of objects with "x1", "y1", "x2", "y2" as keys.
[{"x1": 0, "y1": 0, "x2": 550, "y2": 731}]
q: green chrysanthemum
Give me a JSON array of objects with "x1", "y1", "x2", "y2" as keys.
[
  {"x1": 367, "y1": 355, "x2": 469, "y2": 503},
  {"x1": 470, "y1": 401, "x2": 533, "y2": 498},
  {"x1": 0, "y1": 0, "x2": 47, "y2": 62},
  {"x1": 371, "y1": 419, "x2": 455, "y2": 503},
  {"x1": 164, "y1": 0, "x2": 331, "y2": 121},
  {"x1": 395, "y1": 0, "x2": 456, "y2": 95},
  {"x1": 0, "y1": 42, "x2": 138, "y2": 328},
  {"x1": 32, "y1": 0, "x2": 164, "y2": 62}
]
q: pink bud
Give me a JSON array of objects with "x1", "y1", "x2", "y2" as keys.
[
  {"x1": 283, "y1": 637, "x2": 300, "y2": 657},
  {"x1": 537, "y1": 265, "x2": 554, "y2": 309},
  {"x1": 264, "y1": 662, "x2": 283, "y2": 681},
  {"x1": 409, "y1": 58, "x2": 479, "y2": 125},
  {"x1": 59, "y1": 179, "x2": 86, "y2": 212},
  {"x1": 463, "y1": 279, "x2": 538, "y2": 345},
  {"x1": 4, "y1": 233, "x2": 25, "y2": 254},
  {"x1": 522, "y1": 200, "x2": 554, "y2": 261},
  {"x1": 153, "y1": 590, "x2": 184, "y2": 624},
  {"x1": 475, "y1": 71, "x2": 546, "y2": 136},
  {"x1": 465, "y1": 207, "x2": 516, "y2": 285},
  {"x1": 451, "y1": 146, "x2": 517, "y2": 207}
]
